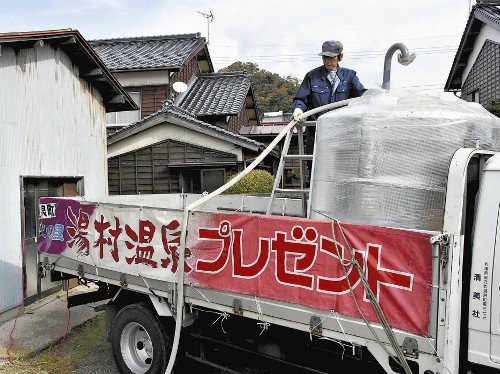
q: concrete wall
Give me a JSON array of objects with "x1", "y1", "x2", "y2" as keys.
[{"x1": 0, "y1": 44, "x2": 108, "y2": 313}]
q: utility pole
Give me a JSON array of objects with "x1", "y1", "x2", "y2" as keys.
[{"x1": 197, "y1": 10, "x2": 214, "y2": 44}]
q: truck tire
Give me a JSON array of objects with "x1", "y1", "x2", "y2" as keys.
[{"x1": 111, "y1": 302, "x2": 172, "y2": 374}]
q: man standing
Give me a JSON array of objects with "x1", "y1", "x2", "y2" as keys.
[{"x1": 293, "y1": 40, "x2": 366, "y2": 159}]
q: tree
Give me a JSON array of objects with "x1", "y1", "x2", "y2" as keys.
[
  {"x1": 488, "y1": 98, "x2": 500, "y2": 117},
  {"x1": 220, "y1": 62, "x2": 300, "y2": 119}
]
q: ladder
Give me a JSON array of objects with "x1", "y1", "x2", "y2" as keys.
[{"x1": 266, "y1": 120, "x2": 316, "y2": 217}]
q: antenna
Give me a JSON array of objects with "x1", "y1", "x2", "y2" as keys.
[{"x1": 197, "y1": 10, "x2": 214, "y2": 44}]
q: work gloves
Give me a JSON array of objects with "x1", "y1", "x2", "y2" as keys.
[{"x1": 293, "y1": 108, "x2": 303, "y2": 122}]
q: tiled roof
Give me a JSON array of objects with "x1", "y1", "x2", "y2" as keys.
[
  {"x1": 107, "y1": 101, "x2": 265, "y2": 152},
  {"x1": 0, "y1": 29, "x2": 136, "y2": 112},
  {"x1": 445, "y1": 2, "x2": 500, "y2": 90},
  {"x1": 178, "y1": 72, "x2": 252, "y2": 116},
  {"x1": 475, "y1": 2, "x2": 500, "y2": 26},
  {"x1": 89, "y1": 33, "x2": 206, "y2": 71}
]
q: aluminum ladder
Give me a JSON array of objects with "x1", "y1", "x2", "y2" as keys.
[{"x1": 265, "y1": 120, "x2": 316, "y2": 217}]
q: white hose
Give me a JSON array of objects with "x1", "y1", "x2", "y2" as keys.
[{"x1": 164, "y1": 100, "x2": 349, "y2": 374}]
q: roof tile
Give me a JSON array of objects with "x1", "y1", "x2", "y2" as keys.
[
  {"x1": 179, "y1": 71, "x2": 251, "y2": 116},
  {"x1": 89, "y1": 33, "x2": 205, "y2": 71}
]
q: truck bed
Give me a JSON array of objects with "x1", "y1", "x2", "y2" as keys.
[{"x1": 38, "y1": 195, "x2": 440, "y2": 358}]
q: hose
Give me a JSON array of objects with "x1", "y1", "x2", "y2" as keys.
[
  {"x1": 164, "y1": 100, "x2": 350, "y2": 374},
  {"x1": 382, "y1": 43, "x2": 416, "y2": 90}
]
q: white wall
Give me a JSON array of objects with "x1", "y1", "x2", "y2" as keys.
[
  {"x1": 113, "y1": 70, "x2": 170, "y2": 87},
  {"x1": 462, "y1": 23, "x2": 500, "y2": 83},
  {"x1": 107, "y1": 122, "x2": 245, "y2": 161},
  {"x1": 0, "y1": 44, "x2": 108, "y2": 313}
]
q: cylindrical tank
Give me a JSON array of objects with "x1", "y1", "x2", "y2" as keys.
[{"x1": 310, "y1": 89, "x2": 500, "y2": 231}]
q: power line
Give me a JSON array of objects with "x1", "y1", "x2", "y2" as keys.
[
  {"x1": 210, "y1": 34, "x2": 461, "y2": 48},
  {"x1": 211, "y1": 48, "x2": 456, "y2": 64}
]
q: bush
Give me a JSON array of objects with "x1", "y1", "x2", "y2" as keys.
[
  {"x1": 224, "y1": 169, "x2": 275, "y2": 194},
  {"x1": 488, "y1": 98, "x2": 500, "y2": 117}
]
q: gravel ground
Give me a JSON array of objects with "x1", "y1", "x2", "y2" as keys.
[
  {"x1": 0, "y1": 311, "x2": 380, "y2": 374},
  {"x1": 0, "y1": 313, "x2": 224, "y2": 374},
  {"x1": 0, "y1": 313, "x2": 118, "y2": 374}
]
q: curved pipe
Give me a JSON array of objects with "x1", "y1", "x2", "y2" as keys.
[
  {"x1": 382, "y1": 43, "x2": 416, "y2": 90},
  {"x1": 164, "y1": 99, "x2": 350, "y2": 374}
]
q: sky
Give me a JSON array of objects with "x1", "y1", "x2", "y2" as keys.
[{"x1": 1, "y1": 0, "x2": 476, "y2": 91}]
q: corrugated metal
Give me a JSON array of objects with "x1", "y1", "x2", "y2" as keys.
[
  {"x1": 0, "y1": 123, "x2": 22, "y2": 313},
  {"x1": 0, "y1": 43, "x2": 108, "y2": 313},
  {"x1": 0, "y1": 29, "x2": 137, "y2": 112}
]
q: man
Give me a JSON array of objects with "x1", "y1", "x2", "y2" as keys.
[{"x1": 293, "y1": 40, "x2": 366, "y2": 159}]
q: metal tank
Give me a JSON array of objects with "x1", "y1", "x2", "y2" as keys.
[{"x1": 309, "y1": 88, "x2": 500, "y2": 231}]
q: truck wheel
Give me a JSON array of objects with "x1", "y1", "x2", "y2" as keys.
[{"x1": 111, "y1": 302, "x2": 172, "y2": 374}]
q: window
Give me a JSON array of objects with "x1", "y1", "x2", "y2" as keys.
[
  {"x1": 470, "y1": 90, "x2": 480, "y2": 103},
  {"x1": 106, "y1": 91, "x2": 141, "y2": 125}
]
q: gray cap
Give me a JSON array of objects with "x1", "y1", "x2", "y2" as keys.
[{"x1": 319, "y1": 40, "x2": 343, "y2": 57}]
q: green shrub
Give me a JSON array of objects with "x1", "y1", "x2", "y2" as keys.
[
  {"x1": 488, "y1": 98, "x2": 500, "y2": 117},
  {"x1": 225, "y1": 169, "x2": 275, "y2": 194}
]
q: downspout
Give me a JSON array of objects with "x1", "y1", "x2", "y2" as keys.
[{"x1": 382, "y1": 43, "x2": 416, "y2": 90}]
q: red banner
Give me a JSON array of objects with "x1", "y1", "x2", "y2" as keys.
[
  {"x1": 187, "y1": 212, "x2": 433, "y2": 336},
  {"x1": 38, "y1": 198, "x2": 433, "y2": 336}
]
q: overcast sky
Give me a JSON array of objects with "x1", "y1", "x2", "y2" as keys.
[{"x1": 1, "y1": 0, "x2": 476, "y2": 91}]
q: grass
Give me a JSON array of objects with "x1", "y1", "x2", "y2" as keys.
[{"x1": 0, "y1": 313, "x2": 106, "y2": 374}]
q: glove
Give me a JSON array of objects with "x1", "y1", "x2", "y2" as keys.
[{"x1": 293, "y1": 108, "x2": 303, "y2": 122}]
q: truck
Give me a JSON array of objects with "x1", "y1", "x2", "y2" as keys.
[{"x1": 37, "y1": 54, "x2": 500, "y2": 374}]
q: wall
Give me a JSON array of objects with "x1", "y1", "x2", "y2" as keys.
[
  {"x1": 171, "y1": 58, "x2": 201, "y2": 84},
  {"x1": 107, "y1": 122, "x2": 244, "y2": 161},
  {"x1": 0, "y1": 44, "x2": 108, "y2": 313},
  {"x1": 228, "y1": 106, "x2": 251, "y2": 134},
  {"x1": 462, "y1": 39, "x2": 500, "y2": 107},
  {"x1": 113, "y1": 70, "x2": 169, "y2": 87},
  {"x1": 462, "y1": 23, "x2": 500, "y2": 83}
]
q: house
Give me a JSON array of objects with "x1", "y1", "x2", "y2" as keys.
[
  {"x1": 176, "y1": 71, "x2": 259, "y2": 133},
  {"x1": 90, "y1": 33, "x2": 275, "y2": 193},
  {"x1": 445, "y1": 1, "x2": 500, "y2": 108},
  {"x1": 107, "y1": 101, "x2": 268, "y2": 194},
  {"x1": 0, "y1": 29, "x2": 136, "y2": 317},
  {"x1": 89, "y1": 33, "x2": 213, "y2": 133}
]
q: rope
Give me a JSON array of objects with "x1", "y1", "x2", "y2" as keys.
[
  {"x1": 424, "y1": 337, "x2": 452, "y2": 374},
  {"x1": 313, "y1": 211, "x2": 394, "y2": 358},
  {"x1": 254, "y1": 295, "x2": 270, "y2": 335},
  {"x1": 55, "y1": 288, "x2": 71, "y2": 358},
  {"x1": 6, "y1": 208, "x2": 41, "y2": 368},
  {"x1": 327, "y1": 214, "x2": 414, "y2": 374},
  {"x1": 189, "y1": 285, "x2": 229, "y2": 333}
]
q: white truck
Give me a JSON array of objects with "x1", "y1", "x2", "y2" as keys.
[{"x1": 38, "y1": 88, "x2": 500, "y2": 374}]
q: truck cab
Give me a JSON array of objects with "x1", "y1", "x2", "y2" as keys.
[{"x1": 467, "y1": 151, "x2": 500, "y2": 369}]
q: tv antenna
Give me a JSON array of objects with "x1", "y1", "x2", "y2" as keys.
[{"x1": 197, "y1": 10, "x2": 214, "y2": 44}]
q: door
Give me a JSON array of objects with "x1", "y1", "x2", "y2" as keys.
[
  {"x1": 491, "y1": 203, "x2": 500, "y2": 363},
  {"x1": 23, "y1": 178, "x2": 81, "y2": 305},
  {"x1": 202, "y1": 169, "x2": 225, "y2": 193}
]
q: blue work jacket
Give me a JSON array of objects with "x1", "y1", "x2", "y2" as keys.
[{"x1": 293, "y1": 66, "x2": 366, "y2": 120}]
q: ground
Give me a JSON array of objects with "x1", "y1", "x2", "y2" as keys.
[{"x1": 0, "y1": 313, "x2": 117, "y2": 374}]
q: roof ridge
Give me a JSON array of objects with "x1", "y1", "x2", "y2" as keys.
[
  {"x1": 89, "y1": 32, "x2": 202, "y2": 44},
  {"x1": 0, "y1": 29, "x2": 74, "y2": 38},
  {"x1": 108, "y1": 102, "x2": 263, "y2": 149},
  {"x1": 200, "y1": 71, "x2": 250, "y2": 78}
]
